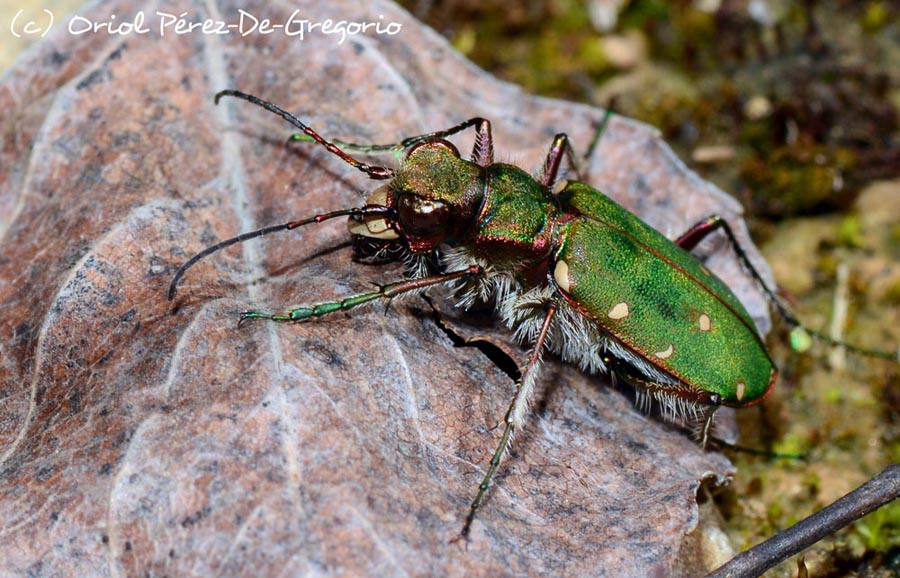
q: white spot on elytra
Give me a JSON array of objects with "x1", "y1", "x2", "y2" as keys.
[
  {"x1": 553, "y1": 260, "x2": 571, "y2": 292},
  {"x1": 699, "y1": 314, "x2": 711, "y2": 332},
  {"x1": 553, "y1": 179, "x2": 569, "y2": 195},
  {"x1": 608, "y1": 302, "x2": 630, "y2": 320},
  {"x1": 655, "y1": 344, "x2": 674, "y2": 359},
  {"x1": 735, "y1": 380, "x2": 746, "y2": 401}
]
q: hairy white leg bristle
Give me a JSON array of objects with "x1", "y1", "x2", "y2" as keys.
[{"x1": 434, "y1": 245, "x2": 716, "y2": 434}]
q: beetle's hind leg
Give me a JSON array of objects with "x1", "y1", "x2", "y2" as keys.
[
  {"x1": 677, "y1": 216, "x2": 900, "y2": 361},
  {"x1": 675, "y1": 215, "x2": 784, "y2": 310},
  {"x1": 458, "y1": 300, "x2": 558, "y2": 540},
  {"x1": 675, "y1": 216, "x2": 822, "y2": 346},
  {"x1": 607, "y1": 356, "x2": 723, "y2": 447}
]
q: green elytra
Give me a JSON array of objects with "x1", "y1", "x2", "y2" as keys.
[
  {"x1": 555, "y1": 182, "x2": 775, "y2": 406},
  {"x1": 168, "y1": 90, "x2": 895, "y2": 539}
]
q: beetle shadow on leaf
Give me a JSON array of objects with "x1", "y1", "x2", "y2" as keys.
[{"x1": 265, "y1": 240, "x2": 357, "y2": 282}]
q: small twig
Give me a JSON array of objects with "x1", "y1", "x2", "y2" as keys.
[
  {"x1": 705, "y1": 463, "x2": 900, "y2": 578},
  {"x1": 828, "y1": 262, "x2": 849, "y2": 371}
]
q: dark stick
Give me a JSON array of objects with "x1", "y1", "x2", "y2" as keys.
[{"x1": 705, "y1": 463, "x2": 900, "y2": 578}]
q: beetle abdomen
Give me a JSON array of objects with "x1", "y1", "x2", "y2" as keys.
[{"x1": 552, "y1": 184, "x2": 776, "y2": 406}]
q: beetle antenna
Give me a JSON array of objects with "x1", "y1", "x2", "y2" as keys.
[
  {"x1": 215, "y1": 90, "x2": 396, "y2": 180},
  {"x1": 168, "y1": 206, "x2": 392, "y2": 301}
]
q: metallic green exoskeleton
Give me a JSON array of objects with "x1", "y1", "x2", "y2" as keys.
[
  {"x1": 553, "y1": 181, "x2": 775, "y2": 407},
  {"x1": 168, "y1": 90, "x2": 891, "y2": 539}
]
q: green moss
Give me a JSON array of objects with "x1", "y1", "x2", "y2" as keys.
[
  {"x1": 452, "y1": 25, "x2": 477, "y2": 55},
  {"x1": 853, "y1": 501, "x2": 900, "y2": 551},
  {"x1": 886, "y1": 278, "x2": 900, "y2": 304},
  {"x1": 824, "y1": 386, "x2": 844, "y2": 404},
  {"x1": 891, "y1": 223, "x2": 900, "y2": 246},
  {"x1": 837, "y1": 215, "x2": 865, "y2": 249},
  {"x1": 767, "y1": 499, "x2": 784, "y2": 521},
  {"x1": 862, "y1": 1, "x2": 890, "y2": 32},
  {"x1": 741, "y1": 145, "x2": 856, "y2": 217},
  {"x1": 578, "y1": 37, "x2": 609, "y2": 74},
  {"x1": 618, "y1": 0, "x2": 670, "y2": 30},
  {"x1": 773, "y1": 431, "x2": 812, "y2": 459},
  {"x1": 816, "y1": 253, "x2": 839, "y2": 279}
]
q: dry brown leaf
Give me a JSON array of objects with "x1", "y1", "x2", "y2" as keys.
[{"x1": 0, "y1": 1, "x2": 773, "y2": 576}]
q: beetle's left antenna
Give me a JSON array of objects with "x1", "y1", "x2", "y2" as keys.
[
  {"x1": 215, "y1": 90, "x2": 396, "y2": 180},
  {"x1": 168, "y1": 206, "x2": 391, "y2": 300}
]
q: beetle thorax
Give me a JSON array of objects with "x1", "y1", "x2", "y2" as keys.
[{"x1": 465, "y1": 164, "x2": 557, "y2": 275}]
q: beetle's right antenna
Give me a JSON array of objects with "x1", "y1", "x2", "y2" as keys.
[{"x1": 168, "y1": 206, "x2": 392, "y2": 300}]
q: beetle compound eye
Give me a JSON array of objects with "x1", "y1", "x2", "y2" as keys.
[
  {"x1": 397, "y1": 194, "x2": 450, "y2": 236},
  {"x1": 407, "y1": 139, "x2": 461, "y2": 159}
]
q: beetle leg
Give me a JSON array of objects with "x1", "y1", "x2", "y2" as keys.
[
  {"x1": 543, "y1": 107, "x2": 616, "y2": 188},
  {"x1": 460, "y1": 300, "x2": 558, "y2": 539},
  {"x1": 541, "y1": 130, "x2": 595, "y2": 187},
  {"x1": 674, "y1": 214, "x2": 730, "y2": 252},
  {"x1": 289, "y1": 117, "x2": 495, "y2": 166},
  {"x1": 699, "y1": 403, "x2": 720, "y2": 449},
  {"x1": 581, "y1": 105, "x2": 615, "y2": 165},
  {"x1": 542, "y1": 133, "x2": 598, "y2": 187},
  {"x1": 239, "y1": 265, "x2": 482, "y2": 322},
  {"x1": 678, "y1": 216, "x2": 899, "y2": 361},
  {"x1": 469, "y1": 119, "x2": 494, "y2": 167},
  {"x1": 675, "y1": 215, "x2": 800, "y2": 328},
  {"x1": 541, "y1": 133, "x2": 573, "y2": 187}
]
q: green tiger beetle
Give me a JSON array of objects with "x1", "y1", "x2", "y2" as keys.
[{"x1": 168, "y1": 89, "x2": 899, "y2": 539}]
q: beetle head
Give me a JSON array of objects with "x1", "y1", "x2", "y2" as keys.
[{"x1": 348, "y1": 139, "x2": 485, "y2": 254}]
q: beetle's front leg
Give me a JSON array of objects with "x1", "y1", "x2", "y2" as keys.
[
  {"x1": 540, "y1": 133, "x2": 580, "y2": 187},
  {"x1": 459, "y1": 300, "x2": 558, "y2": 540},
  {"x1": 240, "y1": 265, "x2": 482, "y2": 323}
]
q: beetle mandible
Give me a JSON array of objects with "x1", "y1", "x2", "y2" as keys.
[{"x1": 168, "y1": 89, "x2": 894, "y2": 538}]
